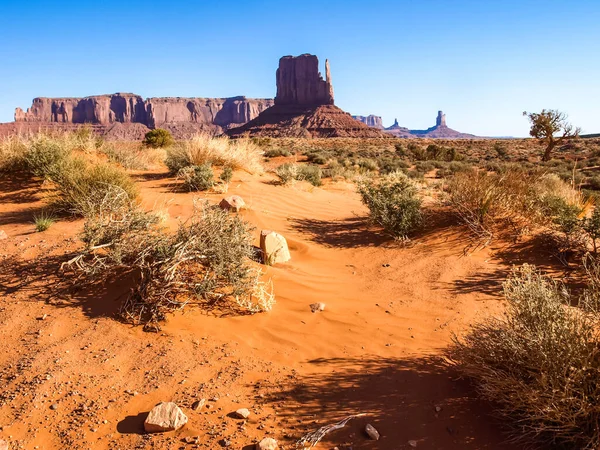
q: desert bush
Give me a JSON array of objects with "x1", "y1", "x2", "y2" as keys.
[
  {"x1": 33, "y1": 212, "x2": 56, "y2": 232},
  {"x1": 177, "y1": 164, "x2": 215, "y2": 192},
  {"x1": 143, "y1": 128, "x2": 174, "y2": 148},
  {"x1": 0, "y1": 135, "x2": 27, "y2": 171},
  {"x1": 448, "y1": 264, "x2": 600, "y2": 449},
  {"x1": 264, "y1": 148, "x2": 292, "y2": 158},
  {"x1": 23, "y1": 135, "x2": 73, "y2": 179},
  {"x1": 167, "y1": 134, "x2": 263, "y2": 175},
  {"x1": 356, "y1": 171, "x2": 422, "y2": 239},
  {"x1": 220, "y1": 166, "x2": 233, "y2": 184},
  {"x1": 275, "y1": 163, "x2": 322, "y2": 186},
  {"x1": 51, "y1": 161, "x2": 138, "y2": 216},
  {"x1": 67, "y1": 200, "x2": 274, "y2": 329}
]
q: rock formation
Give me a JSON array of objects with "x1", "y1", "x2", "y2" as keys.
[
  {"x1": 353, "y1": 115, "x2": 384, "y2": 129},
  {"x1": 12, "y1": 94, "x2": 273, "y2": 139},
  {"x1": 384, "y1": 118, "x2": 412, "y2": 138},
  {"x1": 408, "y1": 110, "x2": 475, "y2": 138},
  {"x1": 275, "y1": 54, "x2": 334, "y2": 106},
  {"x1": 228, "y1": 55, "x2": 387, "y2": 138}
]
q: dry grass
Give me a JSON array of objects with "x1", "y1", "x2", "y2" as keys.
[{"x1": 167, "y1": 133, "x2": 264, "y2": 175}]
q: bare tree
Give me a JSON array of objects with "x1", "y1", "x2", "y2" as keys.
[{"x1": 523, "y1": 109, "x2": 580, "y2": 161}]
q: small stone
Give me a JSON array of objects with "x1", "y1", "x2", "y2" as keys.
[
  {"x1": 435, "y1": 405, "x2": 442, "y2": 413},
  {"x1": 191, "y1": 399, "x2": 206, "y2": 411},
  {"x1": 0, "y1": 230, "x2": 7, "y2": 240},
  {"x1": 50, "y1": 403, "x2": 58, "y2": 410},
  {"x1": 0, "y1": 439, "x2": 9, "y2": 450},
  {"x1": 260, "y1": 230, "x2": 291, "y2": 265},
  {"x1": 256, "y1": 437, "x2": 278, "y2": 450},
  {"x1": 218, "y1": 438, "x2": 231, "y2": 447},
  {"x1": 37, "y1": 314, "x2": 48, "y2": 321},
  {"x1": 365, "y1": 424, "x2": 380, "y2": 440},
  {"x1": 408, "y1": 440, "x2": 418, "y2": 447},
  {"x1": 144, "y1": 402, "x2": 188, "y2": 433},
  {"x1": 219, "y1": 196, "x2": 245, "y2": 212},
  {"x1": 233, "y1": 408, "x2": 250, "y2": 419},
  {"x1": 309, "y1": 303, "x2": 326, "y2": 313}
]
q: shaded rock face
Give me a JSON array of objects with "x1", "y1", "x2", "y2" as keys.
[
  {"x1": 14, "y1": 94, "x2": 274, "y2": 135},
  {"x1": 436, "y1": 110, "x2": 447, "y2": 127},
  {"x1": 275, "y1": 54, "x2": 334, "y2": 106},
  {"x1": 353, "y1": 114, "x2": 384, "y2": 129}
]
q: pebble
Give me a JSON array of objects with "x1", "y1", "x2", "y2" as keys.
[
  {"x1": 309, "y1": 303, "x2": 326, "y2": 313},
  {"x1": 365, "y1": 424, "x2": 380, "y2": 440},
  {"x1": 233, "y1": 408, "x2": 250, "y2": 419},
  {"x1": 50, "y1": 403, "x2": 58, "y2": 410},
  {"x1": 408, "y1": 440, "x2": 418, "y2": 447}
]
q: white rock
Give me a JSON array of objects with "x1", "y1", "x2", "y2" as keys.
[
  {"x1": 0, "y1": 439, "x2": 9, "y2": 450},
  {"x1": 0, "y1": 230, "x2": 7, "y2": 240},
  {"x1": 144, "y1": 402, "x2": 188, "y2": 433},
  {"x1": 260, "y1": 230, "x2": 291, "y2": 264},
  {"x1": 219, "y1": 195, "x2": 245, "y2": 212},
  {"x1": 365, "y1": 423, "x2": 380, "y2": 440},
  {"x1": 256, "y1": 437, "x2": 278, "y2": 450},
  {"x1": 310, "y1": 303, "x2": 326, "y2": 313},
  {"x1": 233, "y1": 408, "x2": 250, "y2": 419},
  {"x1": 408, "y1": 440, "x2": 418, "y2": 447}
]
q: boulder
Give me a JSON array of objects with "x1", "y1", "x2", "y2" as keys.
[
  {"x1": 256, "y1": 437, "x2": 278, "y2": 450},
  {"x1": 233, "y1": 408, "x2": 251, "y2": 419},
  {"x1": 144, "y1": 402, "x2": 188, "y2": 433},
  {"x1": 219, "y1": 195, "x2": 245, "y2": 212},
  {"x1": 260, "y1": 230, "x2": 291, "y2": 265},
  {"x1": 0, "y1": 439, "x2": 9, "y2": 450}
]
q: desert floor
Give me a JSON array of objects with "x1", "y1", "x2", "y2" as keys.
[{"x1": 0, "y1": 167, "x2": 553, "y2": 450}]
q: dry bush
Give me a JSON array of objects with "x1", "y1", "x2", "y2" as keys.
[
  {"x1": 66, "y1": 198, "x2": 274, "y2": 329},
  {"x1": 446, "y1": 168, "x2": 588, "y2": 244},
  {"x1": 448, "y1": 263, "x2": 600, "y2": 449},
  {"x1": 0, "y1": 134, "x2": 28, "y2": 171},
  {"x1": 356, "y1": 171, "x2": 422, "y2": 239},
  {"x1": 177, "y1": 164, "x2": 215, "y2": 191},
  {"x1": 103, "y1": 144, "x2": 165, "y2": 170},
  {"x1": 274, "y1": 163, "x2": 322, "y2": 186},
  {"x1": 166, "y1": 133, "x2": 263, "y2": 175}
]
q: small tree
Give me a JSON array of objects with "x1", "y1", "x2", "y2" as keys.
[
  {"x1": 143, "y1": 128, "x2": 175, "y2": 148},
  {"x1": 523, "y1": 109, "x2": 580, "y2": 161}
]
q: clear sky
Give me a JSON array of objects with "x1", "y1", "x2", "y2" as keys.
[{"x1": 1, "y1": 0, "x2": 598, "y2": 136}]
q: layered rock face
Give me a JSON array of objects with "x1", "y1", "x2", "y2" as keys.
[
  {"x1": 14, "y1": 94, "x2": 273, "y2": 138},
  {"x1": 275, "y1": 54, "x2": 334, "y2": 106},
  {"x1": 15, "y1": 94, "x2": 147, "y2": 124},
  {"x1": 228, "y1": 55, "x2": 387, "y2": 139},
  {"x1": 353, "y1": 115, "x2": 384, "y2": 129},
  {"x1": 436, "y1": 110, "x2": 447, "y2": 127}
]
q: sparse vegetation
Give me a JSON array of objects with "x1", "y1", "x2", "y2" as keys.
[
  {"x1": 448, "y1": 263, "x2": 600, "y2": 449},
  {"x1": 275, "y1": 163, "x2": 322, "y2": 186},
  {"x1": 143, "y1": 128, "x2": 175, "y2": 148},
  {"x1": 166, "y1": 134, "x2": 264, "y2": 175},
  {"x1": 177, "y1": 164, "x2": 215, "y2": 192},
  {"x1": 67, "y1": 199, "x2": 274, "y2": 329},
  {"x1": 356, "y1": 171, "x2": 422, "y2": 239},
  {"x1": 33, "y1": 212, "x2": 56, "y2": 232}
]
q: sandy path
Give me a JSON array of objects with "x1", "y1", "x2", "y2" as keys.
[{"x1": 0, "y1": 169, "x2": 527, "y2": 449}]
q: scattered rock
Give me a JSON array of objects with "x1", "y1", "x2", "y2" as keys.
[
  {"x1": 50, "y1": 403, "x2": 58, "y2": 410},
  {"x1": 144, "y1": 402, "x2": 188, "y2": 433},
  {"x1": 0, "y1": 439, "x2": 9, "y2": 450},
  {"x1": 256, "y1": 437, "x2": 278, "y2": 450},
  {"x1": 408, "y1": 440, "x2": 418, "y2": 448},
  {"x1": 309, "y1": 303, "x2": 326, "y2": 313},
  {"x1": 233, "y1": 408, "x2": 251, "y2": 419},
  {"x1": 191, "y1": 399, "x2": 206, "y2": 411},
  {"x1": 365, "y1": 424, "x2": 380, "y2": 440},
  {"x1": 218, "y1": 438, "x2": 231, "y2": 447},
  {"x1": 0, "y1": 230, "x2": 7, "y2": 240},
  {"x1": 435, "y1": 405, "x2": 442, "y2": 413},
  {"x1": 260, "y1": 230, "x2": 291, "y2": 264},
  {"x1": 219, "y1": 195, "x2": 245, "y2": 212}
]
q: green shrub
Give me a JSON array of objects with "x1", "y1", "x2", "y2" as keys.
[
  {"x1": 177, "y1": 164, "x2": 214, "y2": 192},
  {"x1": 356, "y1": 171, "x2": 422, "y2": 239},
  {"x1": 24, "y1": 136, "x2": 72, "y2": 179},
  {"x1": 275, "y1": 163, "x2": 322, "y2": 186},
  {"x1": 264, "y1": 148, "x2": 292, "y2": 158},
  {"x1": 448, "y1": 264, "x2": 600, "y2": 449},
  {"x1": 143, "y1": 128, "x2": 175, "y2": 148},
  {"x1": 33, "y1": 212, "x2": 56, "y2": 232},
  {"x1": 220, "y1": 166, "x2": 233, "y2": 184}
]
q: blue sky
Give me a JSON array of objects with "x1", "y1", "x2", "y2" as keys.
[{"x1": 1, "y1": 0, "x2": 598, "y2": 136}]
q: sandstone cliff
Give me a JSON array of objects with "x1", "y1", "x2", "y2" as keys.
[
  {"x1": 275, "y1": 54, "x2": 334, "y2": 106},
  {"x1": 353, "y1": 115, "x2": 384, "y2": 129},
  {"x1": 14, "y1": 94, "x2": 273, "y2": 137}
]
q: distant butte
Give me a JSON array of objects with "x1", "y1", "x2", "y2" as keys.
[{"x1": 227, "y1": 54, "x2": 388, "y2": 138}]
